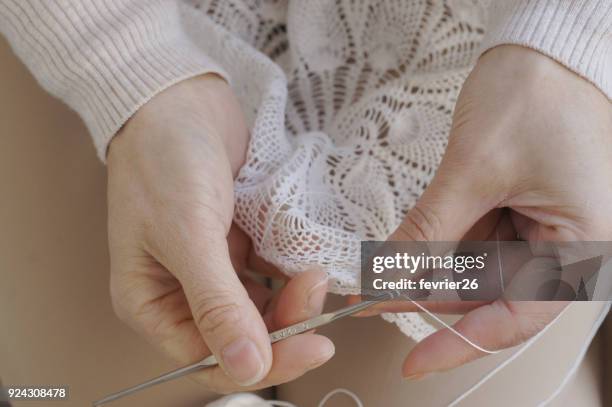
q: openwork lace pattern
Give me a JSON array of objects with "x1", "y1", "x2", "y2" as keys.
[{"x1": 182, "y1": 0, "x2": 489, "y2": 341}]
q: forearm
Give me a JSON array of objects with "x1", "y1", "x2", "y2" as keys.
[
  {"x1": 482, "y1": 0, "x2": 612, "y2": 100},
  {"x1": 111, "y1": 74, "x2": 249, "y2": 178},
  {"x1": 0, "y1": 0, "x2": 226, "y2": 160}
]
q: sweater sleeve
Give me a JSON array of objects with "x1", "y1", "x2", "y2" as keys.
[
  {"x1": 0, "y1": 0, "x2": 228, "y2": 161},
  {"x1": 481, "y1": 0, "x2": 612, "y2": 100}
]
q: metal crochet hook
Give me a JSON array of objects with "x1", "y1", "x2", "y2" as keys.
[{"x1": 93, "y1": 291, "x2": 394, "y2": 406}]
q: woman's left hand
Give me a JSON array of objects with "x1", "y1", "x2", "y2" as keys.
[{"x1": 355, "y1": 45, "x2": 612, "y2": 379}]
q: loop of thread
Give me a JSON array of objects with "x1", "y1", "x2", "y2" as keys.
[
  {"x1": 317, "y1": 388, "x2": 364, "y2": 407},
  {"x1": 267, "y1": 387, "x2": 363, "y2": 407}
]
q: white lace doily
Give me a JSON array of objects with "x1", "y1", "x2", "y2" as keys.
[{"x1": 182, "y1": 0, "x2": 489, "y2": 341}]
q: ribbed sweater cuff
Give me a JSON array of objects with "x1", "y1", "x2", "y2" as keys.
[
  {"x1": 481, "y1": 0, "x2": 612, "y2": 100},
  {"x1": 0, "y1": 1, "x2": 227, "y2": 161}
]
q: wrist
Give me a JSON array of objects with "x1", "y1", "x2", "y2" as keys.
[
  {"x1": 471, "y1": 45, "x2": 602, "y2": 105},
  {"x1": 477, "y1": 45, "x2": 557, "y2": 84},
  {"x1": 108, "y1": 74, "x2": 249, "y2": 176}
]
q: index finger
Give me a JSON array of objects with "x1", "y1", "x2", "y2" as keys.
[{"x1": 401, "y1": 299, "x2": 567, "y2": 378}]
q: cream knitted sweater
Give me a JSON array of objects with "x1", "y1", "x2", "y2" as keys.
[{"x1": 1, "y1": 0, "x2": 611, "y2": 340}]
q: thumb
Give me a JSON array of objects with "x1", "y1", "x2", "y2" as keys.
[
  {"x1": 169, "y1": 233, "x2": 271, "y2": 387},
  {"x1": 390, "y1": 154, "x2": 500, "y2": 242}
]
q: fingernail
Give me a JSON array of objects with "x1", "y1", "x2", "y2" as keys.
[
  {"x1": 309, "y1": 341, "x2": 336, "y2": 369},
  {"x1": 221, "y1": 337, "x2": 265, "y2": 386},
  {"x1": 404, "y1": 372, "x2": 432, "y2": 381},
  {"x1": 305, "y1": 276, "x2": 328, "y2": 314}
]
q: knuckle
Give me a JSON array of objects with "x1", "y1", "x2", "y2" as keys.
[
  {"x1": 174, "y1": 208, "x2": 227, "y2": 244},
  {"x1": 110, "y1": 297, "x2": 129, "y2": 323},
  {"x1": 398, "y1": 204, "x2": 441, "y2": 241},
  {"x1": 109, "y1": 278, "x2": 131, "y2": 323},
  {"x1": 193, "y1": 295, "x2": 242, "y2": 337},
  {"x1": 109, "y1": 270, "x2": 152, "y2": 328}
]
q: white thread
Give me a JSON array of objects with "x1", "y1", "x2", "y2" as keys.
[
  {"x1": 317, "y1": 388, "x2": 364, "y2": 407},
  {"x1": 537, "y1": 302, "x2": 611, "y2": 407},
  {"x1": 447, "y1": 302, "x2": 571, "y2": 406},
  {"x1": 399, "y1": 292, "x2": 500, "y2": 355},
  {"x1": 260, "y1": 190, "x2": 338, "y2": 253},
  {"x1": 495, "y1": 233, "x2": 505, "y2": 292},
  {"x1": 268, "y1": 401, "x2": 298, "y2": 407},
  {"x1": 263, "y1": 388, "x2": 363, "y2": 407},
  {"x1": 259, "y1": 195, "x2": 603, "y2": 406},
  {"x1": 254, "y1": 303, "x2": 605, "y2": 407}
]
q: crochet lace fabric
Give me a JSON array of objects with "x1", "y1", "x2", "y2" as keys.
[{"x1": 182, "y1": 0, "x2": 489, "y2": 341}]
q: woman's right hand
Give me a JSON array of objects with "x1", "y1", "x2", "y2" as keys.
[
  {"x1": 356, "y1": 45, "x2": 612, "y2": 379},
  {"x1": 106, "y1": 74, "x2": 334, "y2": 393}
]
